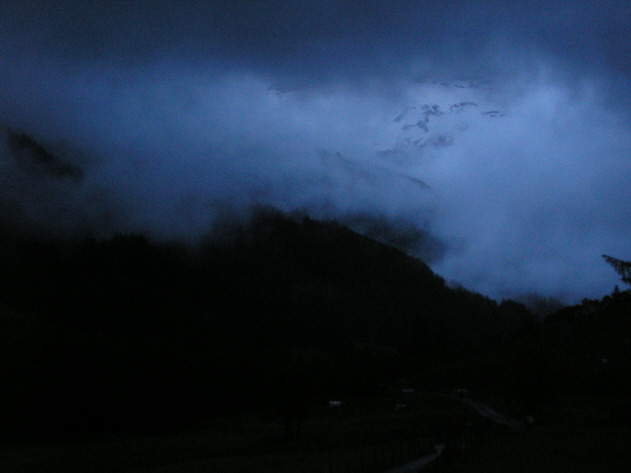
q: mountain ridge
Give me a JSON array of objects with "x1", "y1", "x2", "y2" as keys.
[{"x1": 0, "y1": 207, "x2": 535, "y2": 437}]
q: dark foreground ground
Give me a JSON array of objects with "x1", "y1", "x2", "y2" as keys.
[
  {"x1": 0, "y1": 392, "x2": 462, "y2": 473},
  {"x1": 441, "y1": 393, "x2": 631, "y2": 473},
  {"x1": 3, "y1": 391, "x2": 630, "y2": 472},
  {"x1": 443, "y1": 424, "x2": 631, "y2": 473}
]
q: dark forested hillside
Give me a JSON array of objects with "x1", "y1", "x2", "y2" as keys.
[
  {"x1": 541, "y1": 292, "x2": 631, "y2": 398},
  {"x1": 0, "y1": 209, "x2": 535, "y2": 438}
]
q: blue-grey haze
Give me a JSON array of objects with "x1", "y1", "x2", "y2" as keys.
[{"x1": 1, "y1": 0, "x2": 630, "y2": 303}]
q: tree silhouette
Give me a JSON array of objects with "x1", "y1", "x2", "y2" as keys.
[{"x1": 602, "y1": 255, "x2": 631, "y2": 286}]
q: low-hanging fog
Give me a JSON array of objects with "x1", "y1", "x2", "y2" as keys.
[{"x1": 1, "y1": 0, "x2": 630, "y2": 303}]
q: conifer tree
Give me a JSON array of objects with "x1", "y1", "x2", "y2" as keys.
[{"x1": 602, "y1": 255, "x2": 631, "y2": 286}]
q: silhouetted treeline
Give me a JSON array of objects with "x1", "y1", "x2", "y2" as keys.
[
  {"x1": 508, "y1": 289, "x2": 631, "y2": 417},
  {"x1": 0, "y1": 209, "x2": 537, "y2": 439},
  {"x1": 541, "y1": 290, "x2": 631, "y2": 398},
  {"x1": 430, "y1": 288, "x2": 631, "y2": 419}
]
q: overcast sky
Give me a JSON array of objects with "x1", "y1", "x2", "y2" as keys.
[{"x1": 1, "y1": 0, "x2": 630, "y2": 303}]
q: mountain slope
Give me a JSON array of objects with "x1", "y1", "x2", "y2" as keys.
[{"x1": 0, "y1": 209, "x2": 533, "y2": 437}]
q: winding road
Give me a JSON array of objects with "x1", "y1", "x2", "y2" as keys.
[
  {"x1": 453, "y1": 396, "x2": 525, "y2": 430},
  {"x1": 384, "y1": 394, "x2": 524, "y2": 473}
]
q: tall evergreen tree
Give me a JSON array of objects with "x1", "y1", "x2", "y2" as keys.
[{"x1": 602, "y1": 255, "x2": 631, "y2": 286}]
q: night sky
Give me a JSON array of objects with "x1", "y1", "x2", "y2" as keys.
[{"x1": 1, "y1": 0, "x2": 630, "y2": 303}]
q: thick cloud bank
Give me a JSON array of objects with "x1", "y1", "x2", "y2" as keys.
[{"x1": 1, "y1": 1, "x2": 630, "y2": 302}]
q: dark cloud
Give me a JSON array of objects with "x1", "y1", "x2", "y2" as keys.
[
  {"x1": 1, "y1": 1, "x2": 630, "y2": 302},
  {"x1": 2, "y1": 1, "x2": 628, "y2": 83},
  {"x1": 4, "y1": 128, "x2": 83, "y2": 180}
]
